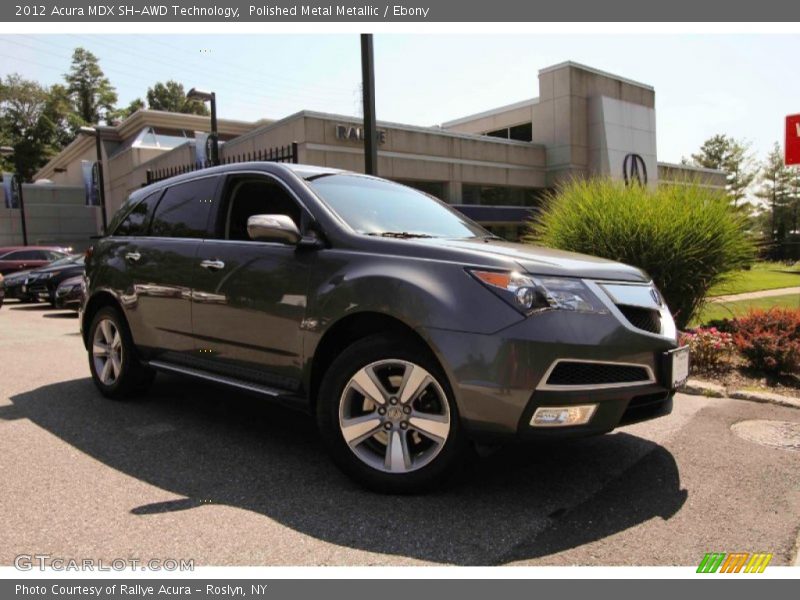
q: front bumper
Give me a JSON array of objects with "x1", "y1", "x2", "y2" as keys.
[
  {"x1": 26, "y1": 280, "x2": 55, "y2": 302},
  {"x1": 426, "y1": 306, "x2": 678, "y2": 442}
]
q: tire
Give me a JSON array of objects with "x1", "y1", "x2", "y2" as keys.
[
  {"x1": 88, "y1": 306, "x2": 155, "y2": 399},
  {"x1": 317, "y1": 334, "x2": 467, "y2": 493}
]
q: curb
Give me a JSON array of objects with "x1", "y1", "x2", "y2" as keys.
[{"x1": 680, "y1": 379, "x2": 800, "y2": 409}]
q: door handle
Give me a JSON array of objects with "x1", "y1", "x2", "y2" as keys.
[
  {"x1": 199, "y1": 259, "x2": 225, "y2": 270},
  {"x1": 125, "y1": 252, "x2": 141, "y2": 263}
]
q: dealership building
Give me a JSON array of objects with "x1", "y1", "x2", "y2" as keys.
[{"x1": 3, "y1": 61, "x2": 725, "y2": 247}]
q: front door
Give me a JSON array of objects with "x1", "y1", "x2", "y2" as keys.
[{"x1": 190, "y1": 173, "x2": 311, "y2": 392}]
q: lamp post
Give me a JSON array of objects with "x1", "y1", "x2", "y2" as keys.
[
  {"x1": 78, "y1": 126, "x2": 109, "y2": 234},
  {"x1": 0, "y1": 146, "x2": 28, "y2": 245},
  {"x1": 186, "y1": 88, "x2": 218, "y2": 166},
  {"x1": 360, "y1": 34, "x2": 378, "y2": 175}
]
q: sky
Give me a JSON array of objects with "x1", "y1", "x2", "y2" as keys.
[{"x1": 0, "y1": 33, "x2": 798, "y2": 164}]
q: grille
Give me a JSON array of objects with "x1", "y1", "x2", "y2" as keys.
[
  {"x1": 617, "y1": 304, "x2": 662, "y2": 334},
  {"x1": 546, "y1": 361, "x2": 651, "y2": 386}
]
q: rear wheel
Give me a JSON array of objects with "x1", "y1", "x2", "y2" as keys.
[
  {"x1": 317, "y1": 334, "x2": 466, "y2": 493},
  {"x1": 88, "y1": 306, "x2": 154, "y2": 399}
]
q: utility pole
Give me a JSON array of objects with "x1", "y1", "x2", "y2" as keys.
[{"x1": 360, "y1": 34, "x2": 377, "y2": 175}]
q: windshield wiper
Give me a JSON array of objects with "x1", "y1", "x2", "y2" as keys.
[{"x1": 366, "y1": 231, "x2": 435, "y2": 239}]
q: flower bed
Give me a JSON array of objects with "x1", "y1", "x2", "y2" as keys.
[{"x1": 681, "y1": 308, "x2": 800, "y2": 398}]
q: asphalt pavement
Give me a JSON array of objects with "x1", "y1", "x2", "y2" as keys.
[{"x1": 1, "y1": 299, "x2": 799, "y2": 566}]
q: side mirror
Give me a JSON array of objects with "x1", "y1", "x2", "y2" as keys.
[{"x1": 247, "y1": 214, "x2": 301, "y2": 245}]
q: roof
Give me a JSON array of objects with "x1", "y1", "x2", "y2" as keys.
[
  {"x1": 34, "y1": 109, "x2": 264, "y2": 181},
  {"x1": 0, "y1": 245, "x2": 72, "y2": 253},
  {"x1": 441, "y1": 97, "x2": 539, "y2": 129},
  {"x1": 539, "y1": 61, "x2": 655, "y2": 91}
]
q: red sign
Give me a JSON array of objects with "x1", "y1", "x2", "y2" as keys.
[{"x1": 786, "y1": 114, "x2": 800, "y2": 165}]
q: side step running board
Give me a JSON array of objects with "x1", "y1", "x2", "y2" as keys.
[{"x1": 148, "y1": 360, "x2": 286, "y2": 398}]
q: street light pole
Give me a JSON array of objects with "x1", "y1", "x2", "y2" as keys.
[
  {"x1": 187, "y1": 88, "x2": 219, "y2": 166},
  {"x1": 78, "y1": 126, "x2": 109, "y2": 234},
  {"x1": 0, "y1": 146, "x2": 28, "y2": 246},
  {"x1": 360, "y1": 34, "x2": 378, "y2": 175}
]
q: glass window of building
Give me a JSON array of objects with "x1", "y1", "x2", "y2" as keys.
[
  {"x1": 509, "y1": 123, "x2": 533, "y2": 142},
  {"x1": 483, "y1": 123, "x2": 533, "y2": 142},
  {"x1": 461, "y1": 184, "x2": 544, "y2": 207}
]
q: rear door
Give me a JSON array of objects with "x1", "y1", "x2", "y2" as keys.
[
  {"x1": 190, "y1": 172, "x2": 312, "y2": 391},
  {"x1": 121, "y1": 176, "x2": 221, "y2": 359}
]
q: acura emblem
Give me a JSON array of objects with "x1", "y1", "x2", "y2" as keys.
[
  {"x1": 650, "y1": 288, "x2": 662, "y2": 306},
  {"x1": 623, "y1": 153, "x2": 648, "y2": 186}
]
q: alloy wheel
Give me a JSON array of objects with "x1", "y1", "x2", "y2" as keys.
[
  {"x1": 92, "y1": 318, "x2": 123, "y2": 386},
  {"x1": 338, "y1": 359, "x2": 451, "y2": 474}
]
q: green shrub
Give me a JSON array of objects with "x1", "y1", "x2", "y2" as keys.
[
  {"x1": 524, "y1": 179, "x2": 755, "y2": 328},
  {"x1": 732, "y1": 308, "x2": 800, "y2": 374}
]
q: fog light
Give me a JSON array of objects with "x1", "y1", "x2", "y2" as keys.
[{"x1": 530, "y1": 404, "x2": 597, "y2": 427}]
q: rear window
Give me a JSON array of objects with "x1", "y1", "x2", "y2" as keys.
[{"x1": 114, "y1": 190, "x2": 162, "y2": 237}]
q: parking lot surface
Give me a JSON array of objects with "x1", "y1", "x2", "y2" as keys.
[{"x1": 1, "y1": 300, "x2": 799, "y2": 566}]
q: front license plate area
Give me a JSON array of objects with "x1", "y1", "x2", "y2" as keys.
[{"x1": 667, "y1": 346, "x2": 690, "y2": 388}]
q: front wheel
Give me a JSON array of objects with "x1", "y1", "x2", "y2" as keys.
[
  {"x1": 317, "y1": 334, "x2": 467, "y2": 493},
  {"x1": 88, "y1": 306, "x2": 154, "y2": 399}
]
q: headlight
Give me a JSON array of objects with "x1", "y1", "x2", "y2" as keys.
[{"x1": 468, "y1": 270, "x2": 608, "y2": 316}]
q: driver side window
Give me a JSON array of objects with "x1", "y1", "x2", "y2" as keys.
[{"x1": 223, "y1": 177, "x2": 302, "y2": 242}]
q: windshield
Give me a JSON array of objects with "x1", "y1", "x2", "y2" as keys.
[
  {"x1": 47, "y1": 254, "x2": 82, "y2": 268},
  {"x1": 307, "y1": 175, "x2": 487, "y2": 239}
]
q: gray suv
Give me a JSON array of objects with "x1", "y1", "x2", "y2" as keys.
[{"x1": 82, "y1": 162, "x2": 688, "y2": 493}]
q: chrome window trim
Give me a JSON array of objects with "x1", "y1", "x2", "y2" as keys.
[{"x1": 536, "y1": 358, "x2": 656, "y2": 391}]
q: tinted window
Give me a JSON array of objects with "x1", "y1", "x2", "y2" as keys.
[
  {"x1": 4, "y1": 250, "x2": 47, "y2": 260},
  {"x1": 115, "y1": 191, "x2": 162, "y2": 236},
  {"x1": 223, "y1": 178, "x2": 302, "y2": 241},
  {"x1": 150, "y1": 178, "x2": 217, "y2": 239},
  {"x1": 308, "y1": 175, "x2": 486, "y2": 239}
]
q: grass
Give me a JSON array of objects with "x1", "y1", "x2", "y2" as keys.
[
  {"x1": 692, "y1": 293, "x2": 800, "y2": 326},
  {"x1": 708, "y1": 261, "x2": 800, "y2": 297}
]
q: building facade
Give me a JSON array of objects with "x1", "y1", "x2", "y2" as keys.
[{"x1": 19, "y1": 60, "x2": 726, "y2": 246}]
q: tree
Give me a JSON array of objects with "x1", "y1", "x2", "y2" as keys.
[
  {"x1": 726, "y1": 139, "x2": 757, "y2": 207},
  {"x1": 0, "y1": 74, "x2": 71, "y2": 181},
  {"x1": 145, "y1": 81, "x2": 209, "y2": 115},
  {"x1": 64, "y1": 47, "x2": 118, "y2": 126},
  {"x1": 691, "y1": 134, "x2": 731, "y2": 170},
  {"x1": 121, "y1": 97, "x2": 145, "y2": 119},
  {"x1": 755, "y1": 143, "x2": 793, "y2": 239},
  {"x1": 691, "y1": 134, "x2": 757, "y2": 206}
]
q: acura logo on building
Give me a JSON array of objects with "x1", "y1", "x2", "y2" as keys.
[{"x1": 623, "y1": 153, "x2": 648, "y2": 186}]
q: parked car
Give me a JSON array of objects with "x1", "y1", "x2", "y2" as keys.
[
  {"x1": 0, "y1": 246, "x2": 71, "y2": 275},
  {"x1": 2, "y1": 268, "x2": 36, "y2": 302},
  {"x1": 82, "y1": 162, "x2": 688, "y2": 493},
  {"x1": 54, "y1": 275, "x2": 85, "y2": 311},
  {"x1": 24, "y1": 254, "x2": 85, "y2": 306}
]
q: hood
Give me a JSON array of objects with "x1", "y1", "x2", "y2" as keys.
[
  {"x1": 417, "y1": 238, "x2": 649, "y2": 282},
  {"x1": 5, "y1": 269, "x2": 31, "y2": 282},
  {"x1": 33, "y1": 263, "x2": 84, "y2": 276}
]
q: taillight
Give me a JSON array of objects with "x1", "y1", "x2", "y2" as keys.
[{"x1": 85, "y1": 246, "x2": 93, "y2": 262}]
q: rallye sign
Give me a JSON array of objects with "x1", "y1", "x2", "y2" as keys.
[{"x1": 786, "y1": 114, "x2": 800, "y2": 166}]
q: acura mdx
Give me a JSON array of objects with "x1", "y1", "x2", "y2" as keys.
[{"x1": 82, "y1": 162, "x2": 689, "y2": 493}]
